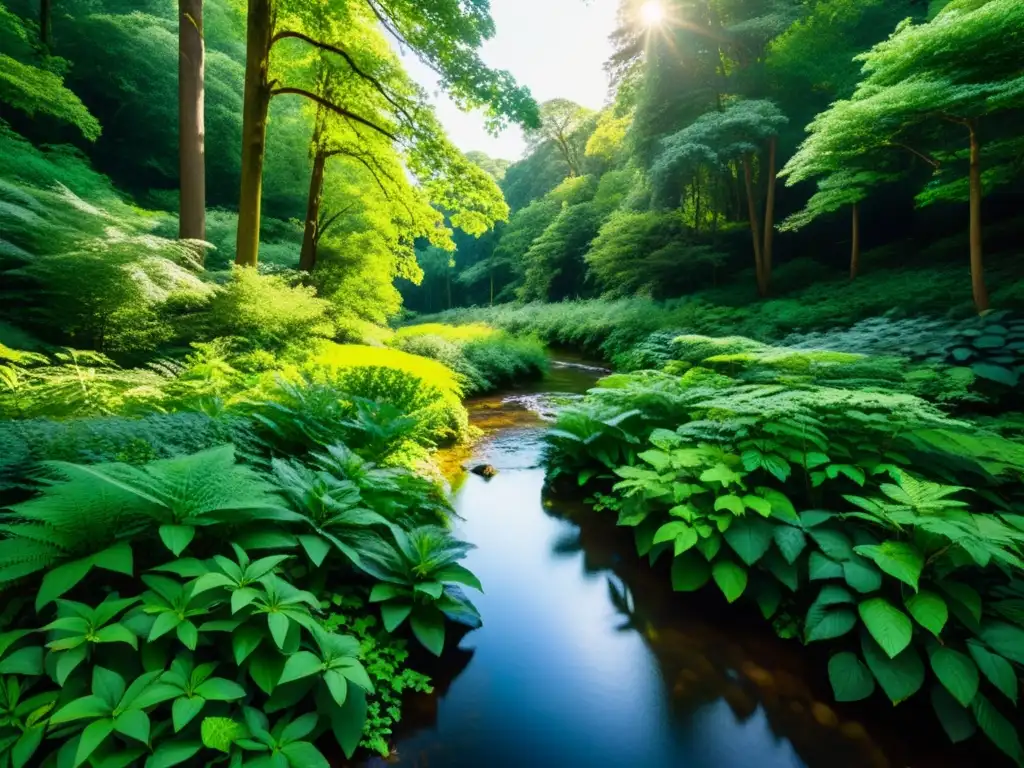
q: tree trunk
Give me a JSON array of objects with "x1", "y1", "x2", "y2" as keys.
[
  {"x1": 742, "y1": 155, "x2": 764, "y2": 293},
  {"x1": 489, "y1": 269, "x2": 494, "y2": 306},
  {"x1": 40, "y1": 0, "x2": 51, "y2": 47},
  {"x1": 235, "y1": 0, "x2": 274, "y2": 268},
  {"x1": 850, "y1": 202, "x2": 860, "y2": 280},
  {"x1": 299, "y1": 146, "x2": 327, "y2": 272},
  {"x1": 446, "y1": 268, "x2": 452, "y2": 310},
  {"x1": 760, "y1": 136, "x2": 777, "y2": 296},
  {"x1": 967, "y1": 120, "x2": 989, "y2": 312},
  {"x1": 178, "y1": 0, "x2": 206, "y2": 248}
]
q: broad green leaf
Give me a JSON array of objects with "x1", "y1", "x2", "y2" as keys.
[
  {"x1": 36, "y1": 557, "x2": 93, "y2": 611},
  {"x1": 381, "y1": 601, "x2": 413, "y2": 632},
  {"x1": 159, "y1": 526, "x2": 196, "y2": 557},
  {"x1": 859, "y1": 598, "x2": 912, "y2": 658},
  {"x1": 941, "y1": 582, "x2": 982, "y2": 626},
  {"x1": 149, "y1": 612, "x2": 183, "y2": 642},
  {"x1": 806, "y1": 588, "x2": 857, "y2": 643},
  {"x1": 979, "y1": 621, "x2": 1024, "y2": 665},
  {"x1": 861, "y1": 634, "x2": 924, "y2": 704},
  {"x1": 145, "y1": 740, "x2": 202, "y2": 768},
  {"x1": 113, "y1": 710, "x2": 150, "y2": 744},
  {"x1": 0, "y1": 646, "x2": 43, "y2": 676},
  {"x1": 653, "y1": 522, "x2": 691, "y2": 546},
  {"x1": 723, "y1": 517, "x2": 774, "y2": 566},
  {"x1": 93, "y1": 624, "x2": 138, "y2": 648},
  {"x1": 176, "y1": 621, "x2": 198, "y2": 651},
  {"x1": 267, "y1": 613, "x2": 290, "y2": 649},
  {"x1": 842, "y1": 556, "x2": 882, "y2": 594},
  {"x1": 281, "y1": 741, "x2": 331, "y2": 768},
  {"x1": 929, "y1": 648, "x2": 978, "y2": 708},
  {"x1": 763, "y1": 549, "x2": 799, "y2": 592},
  {"x1": 972, "y1": 692, "x2": 1024, "y2": 764},
  {"x1": 51, "y1": 695, "x2": 110, "y2": 725},
  {"x1": 967, "y1": 640, "x2": 1018, "y2": 705},
  {"x1": 93, "y1": 667, "x2": 126, "y2": 708},
  {"x1": 853, "y1": 542, "x2": 923, "y2": 591},
  {"x1": 172, "y1": 697, "x2": 206, "y2": 732},
  {"x1": 714, "y1": 494, "x2": 744, "y2": 516},
  {"x1": 808, "y1": 552, "x2": 842, "y2": 581},
  {"x1": 191, "y1": 573, "x2": 235, "y2": 596},
  {"x1": 742, "y1": 495, "x2": 772, "y2": 517},
  {"x1": 670, "y1": 552, "x2": 710, "y2": 592},
  {"x1": 231, "y1": 587, "x2": 261, "y2": 615},
  {"x1": 96, "y1": 542, "x2": 134, "y2": 576},
  {"x1": 232, "y1": 624, "x2": 263, "y2": 665},
  {"x1": 200, "y1": 717, "x2": 247, "y2": 753},
  {"x1": 772, "y1": 525, "x2": 806, "y2": 565},
  {"x1": 324, "y1": 668, "x2": 349, "y2": 708},
  {"x1": 809, "y1": 528, "x2": 854, "y2": 561},
  {"x1": 711, "y1": 560, "x2": 747, "y2": 603},
  {"x1": 280, "y1": 712, "x2": 319, "y2": 743},
  {"x1": 930, "y1": 685, "x2": 976, "y2": 744},
  {"x1": 905, "y1": 591, "x2": 947, "y2": 637},
  {"x1": 410, "y1": 607, "x2": 446, "y2": 656},
  {"x1": 194, "y1": 678, "x2": 246, "y2": 701},
  {"x1": 278, "y1": 652, "x2": 324, "y2": 686},
  {"x1": 750, "y1": 579, "x2": 781, "y2": 619},
  {"x1": 75, "y1": 719, "x2": 114, "y2": 766},
  {"x1": 248, "y1": 648, "x2": 285, "y2": 695},
  {"x1": 828, "y1": 652, "x2": 874, "y2": 702},
  {"x1": 327, "y1": 684, "x2": 366, "y2": 759},
  {"x1": 298, "y1": 535, "x2": 331, "y2": 567},
  {"x1": 435, "y1": 564, "x2": 484, "y2": 592}
]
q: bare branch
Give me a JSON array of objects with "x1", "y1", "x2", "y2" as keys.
[
  {"x1": 888, "y1": 142, "x2": 941, "y2": 169},
  {"x1": 315, "y1": 203, "x2": 357, "y2": 245},
  {"x1": 272, "y1": 30, "x2": 416, "y2": 125},
  {"x1": 270, "y1": 87, "x2": 398, "y2": 141}
]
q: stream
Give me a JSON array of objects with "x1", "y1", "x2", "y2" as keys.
[{"x1": 377, "y1": 359, "x2": 986, "y2": 768}]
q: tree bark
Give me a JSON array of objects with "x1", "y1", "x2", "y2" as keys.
[
  {"x1": 850, "y1": 202, "x2": 860, "y2": 280},
  {"x1": 299, "y1": 146, "x2": 327, "y2": 272},
  {"x1": 235, "y1": 0, "x2": 274, "y2": 268},
  {"x1": 967, "y1": 120, "x2": 989, "y2": 312},
  {"x1": 40, "y1": 0, "x2": 51, "y2": 47},
  {"x1": 760, "y1": 136, "x2": 777, "y2": 296},
  {"x1": 742, "y1": 155, "x2": 764, "y2": 293},
  {"x1": 178, "y1": 0, "x2": 206, "y2": 248}
]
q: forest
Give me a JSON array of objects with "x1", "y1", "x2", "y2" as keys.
[{"x1": 1, "y1": 0, "x2": 1024, "y2": 766}]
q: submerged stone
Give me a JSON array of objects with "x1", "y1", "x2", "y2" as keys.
[{"x1": 470, "y1": 463, "x2": 498, "y2": 478}]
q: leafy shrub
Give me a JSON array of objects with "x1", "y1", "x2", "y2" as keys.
[
  {"x1": 0, "y1": 441, "x2": 482, "y2": 765},
  {"x1": 545, "y1": 367, "x2": 1024, "y2": 763},
  {"x1": 946, "y1": 310, "x2": 1024, "y2": 391}
]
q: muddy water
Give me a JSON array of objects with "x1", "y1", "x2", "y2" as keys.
[{"x1": 380, "y1": 361, "x2": 989, "y2": 768}]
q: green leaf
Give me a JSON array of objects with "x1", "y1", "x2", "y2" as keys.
[
  {"x1": 410, "y1": 607, "x2": 446, "y2": 656},
  {"x1": 972, "y1": 692, "x2": 1024, "y2": 764},
  {"x1": 699, "y1": 464, "x2": 743, "y2": 486},
  {"x1": 861, "y1": 634, "x2": 924, "y2": 704},
  {"x1": 750, "y1": 579, "x2": 781, "y2": 619},
  {"x1": 742, "y1": 495, "x2": 773, "y2": 517},
  {"x1": 149, "y1": 612, "x2": 183, "y2": 642},
  {"x1": 327, "y1": 684, "x2": 366, "y2": 759},
  {"x1": 809, "y1": 528, "x2": 854, "y2": 561},
  {"x1": 859, "y1": 598, "x2": 912, "y2": 659},
  {"x1": 435, "y1": 564, "x2": 484, "y2": 592},
  {"x1": 772, "y1": 525, "x2": 806, "y2": 565},
  {"x1": 653, "y1": 521, "x2": 691, "y2": 546},
  {"x1": 93, "y1": 667, "x2": 126, "y2": 707},
  {"x1": 145, "y1": 740, "x2": 202, "y2": 768},
  {"x1": 172, "y1": 697, "x2": 206, "y2": 732},
  {"x1": 280, "y1": 741, "x2": 330, "y2": 768},
  {"x1": 159, "y1": 525, "x2": 196, "y2": 557},
  {"x1": 967, "y1": 640, "x2": 1018, "y2": 705},
  {"x1": 930, "y1": 685, "x2": 977, "y2": 744},
  {"x1": 381, "y1": 601, "x2": 413, "y2": 632},
  {"x1": 55, "y1": 644, "x2": 88, "y2": 686},
  {"x1": 714, "y1": 494, "x2": 744, "y2": 516},
  {"x1": 905, "y1": 591, "x2": 947, "y2": 637},
  {"x1": 267, "y1": 613, "x2": 290, "y2": 650},
  {"x1": 231, "y1": 587, "x2": 261, "y2": 614},
  {"x1": 192, "y1": 572, "x2": 235, "y2": 596},
  {"x1": 842, "y1": 556, "x2": 882, "y2": 594},
  {"x1": 670, "y1": 552, "x2": 710, "y2": 592},
  {"x1": 194, "y1": 678, "x2": 246, "y2": 701},
  {"x1": 75, "y1": 719, "x2": 114, "y2": 767},
  {"x1": 808, "y1": 551, "x2": 843, "y2": 580},
  {"x1": 0, "y1": 646, "x2": 43, "y2": 676},
  {"x1": 232, "y1": 623, "x2": 263, "y2": 665},
  {"x1": 806, "y1": 601, "x2": 857, "y2": 643},
  {"x1": 176, "y1": 621, "x2": 198, "y2": 651},
  {"x1": 972, "y1": 363, "x2": 1019, "y2": 386},
  {"x1": 113, "y1": 709, "x2": 150, "y2": 744},
  {"x1": 95, "y1": 542, "x2": 134, "y2": 576},
  {"x1": 942, "y1": 582, "x2": 982, "y2": 625},
  {"x1": 297, "y1": 535, "x2": 331, "y2": 567},
  {"x1": 723, "y1": 517, "x2": 774, "y2": 566},
  {"x1": 324, "y1": 668, "x2": 349, "y2": 708},
  {"x1": 711, "y1": 560, "x2": 747, "y2": 603},
  {"x1": 248, "y1": 648, "x2": 285, "y2": 695},
  {"x1": 93, "y1": 623, "x2": 138, "y2": 648},
  {"x1": 828, "y1": 652, "x2": 874, "y2": 702},
  {"x1": 762, "y1": 454, "x2": 791, "y2": 482},
  {"x1": 36, "y1": 557, "x2": 93, "y2": 611},
  {"x1": 929, "y1": 648, "x2": 979, "y2": 708},
  {"x1": 853, "y1": 542, "x2": 923, "y2": 591},
  {"x1": 50, "y1": 695, "x2": 111, "y2": 725},
  {"x1": 979, "y1": 621, "x2": 1024, "y2": 665},
  {"x1": 200, "y1": 717, "x2": 247, "y2": 753},
  {"x1": 278, "y1": 652, "x2": 324, "y2": 686},
  {"x1": 11, "y1": 728, "x2": 44, "y2": 768},
  {"x1": 763, "y1": 549, "x2": 798, "y2": 592}
]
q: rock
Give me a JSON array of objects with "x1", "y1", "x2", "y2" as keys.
[{"x1": 470, "y1": 464, "x2": 498, "y2": 478}]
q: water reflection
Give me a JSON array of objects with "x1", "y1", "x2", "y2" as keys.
[{"x1": 379, "y1": 364, "x2": 988, "y2": 768}]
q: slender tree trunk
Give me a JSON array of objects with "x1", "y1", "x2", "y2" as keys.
[
  {"x1": 850, "y1": 202, "x2": 861, "y2": 280},
  {"x1": 179, "y1": 0, "x2": 206, "y2": 248},
  {"x1": 742, "y1": 155, "x2": 764, "y2": 293},
  {"x1": 235, "y1": 0, "x2": 274, "y2": 267},
  {"x1": 760, "y1": 136, "x2": 777, "y2": 296},
  {"x1": 967, "y1": 120, "x2": 989, "y2": 312},
  {"x1": 693, "y1": 174, "x2": 702, "y2": 235},
  {"x1": 40, "y1": 0, "x2": 51, "y2": 47},
  {"x1": 489, "y1": 269, "x2": 494, "y2": 306},
  {"x1": 446, "y1": 268, "x2": 452, "y2": 310},
  {"x1": 299, "y1": 146, "x2": 327, "y2": 272}
]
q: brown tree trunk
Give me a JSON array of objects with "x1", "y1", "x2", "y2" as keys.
[
  {"x1": 178, "y1": 0, "x2": 206, "y2": 248},
  {"x1": 967, "y1": 120, "x2": 989, "y2": 312},
  {"x1": 235, "y1": 0, "x2": 274, "y2": 267},
  {"x1": 299, "y1": 146, "x2": 327, "y2": 272},
  {"x1": 850, "y1": 202, "x2": 860, "y2": 280},
  {"x1": 40, "y1": 0, "x2": 51, "y2": 47},
  {"x1": 742, "y1": 155, "x2": 764, "y2": 293},
  {"x1": 760, "y1": 136, "x2": 777, "y2": 296}
]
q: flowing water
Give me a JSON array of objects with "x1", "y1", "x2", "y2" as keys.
[{"x1": 374, "y1": 359, "x2": 991, "y2": 768}]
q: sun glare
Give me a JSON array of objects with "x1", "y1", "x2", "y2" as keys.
[{"x1": 640, "y1": 0, "x2": 666, "y2": 27}]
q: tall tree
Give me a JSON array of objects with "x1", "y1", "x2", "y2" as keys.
[
  {"x1": 525, "y1": 98, "x2": 595, "y2": 177},
  {"x1": 178, "y1": 0, "x2": 206, "y2": 244},
  {"x1": 234, "y1": 0, "x2": 538, "y2": 268}
]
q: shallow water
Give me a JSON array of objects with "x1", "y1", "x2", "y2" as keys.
[{"x1": 377, "y1": 361, "x2": 991, "y2": 768}]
